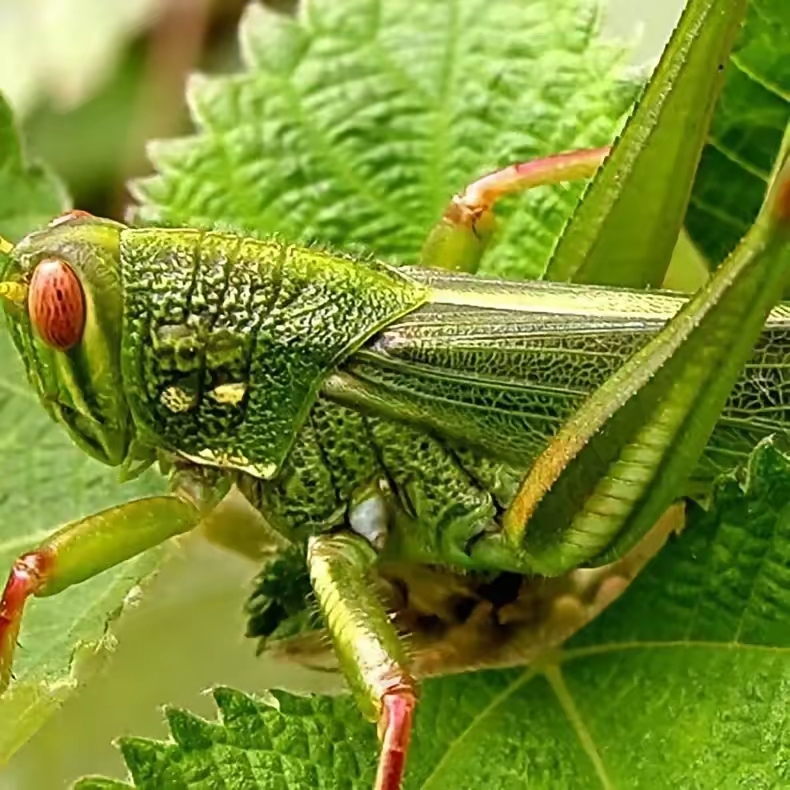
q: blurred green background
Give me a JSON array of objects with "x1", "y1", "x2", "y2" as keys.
[{"x1": 0, "y1": 0, "x2": 685, "y2": 786}]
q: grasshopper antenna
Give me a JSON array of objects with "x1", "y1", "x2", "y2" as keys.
[
  {"x1": 0, "y1": 282, "x2": 26, "y2": 306},
  {"x1": 0, "y1": 236, "x2": 26, "y2": 307}
]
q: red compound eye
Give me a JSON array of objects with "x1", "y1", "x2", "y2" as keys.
[{"x1": 28, "y1": 259, "x2": 85, "y2": 351}]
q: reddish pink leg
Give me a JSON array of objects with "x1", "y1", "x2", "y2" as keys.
[
  {"x1": 0, "y1": 495, "x2": 203, "y2": 694},
  {"x1": 48, "y1": 209, "x2": 95, "y2": 228},
  {"x1": 456, "y1": 146, "x2": 611, "y2": 219},
  {"x1": 375, "y1": 688, "x2": 417, "y2": 790},
  {"x1": 421, "y1": 146, "x2": 611, "y2": 272},
  {"x1": 0, "y1": 551, "x2": 51, "y2": 690}
]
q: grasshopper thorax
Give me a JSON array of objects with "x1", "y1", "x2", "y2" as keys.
[{"x1": 118, "y1": 228, "x2": 427, "y2": 481}]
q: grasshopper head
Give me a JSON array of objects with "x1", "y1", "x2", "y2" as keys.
[{"x1": 0, "y1": 212, "x2": 132, "y2": 466}]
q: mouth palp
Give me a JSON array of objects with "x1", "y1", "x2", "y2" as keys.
[{"x1": 52, "y1": 402, "x2": 106, "y2": 458}]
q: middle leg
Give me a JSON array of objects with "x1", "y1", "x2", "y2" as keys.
[
  {"x1": 307, "y1": 532, "x2": 416, "y2": 790},
  {"x1": 420, "y1": 146, "x2": 610, "y2": 273}
]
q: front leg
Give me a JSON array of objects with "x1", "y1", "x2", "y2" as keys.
[
  {"x1": 308, "y1": 532, "x2": 416, "y2": 790},
  {"x1": 0, "y1": 474, "x2": 220, "y2": 691}
]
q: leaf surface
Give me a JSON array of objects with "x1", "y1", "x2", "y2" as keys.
[
  {"x1": 132, "y1": 0, "x2": 637, "y2": 280},
  {"x1": 686, "y1": 0, "x2": 790, "y2": 265},
  {"x1": 0, "y1": 98, "x2": 67, "y2": 242}
]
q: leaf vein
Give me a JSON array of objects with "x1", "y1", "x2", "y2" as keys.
[
  {"x1": 419, "y1": 668, "x2": 536, "y2": 790},
  {"x1": 687, "y1": 195, "x2": 751, "y2": 232},
  {"x1": 706, "y1": 136, "x2": 771, "y2": 182},
  {"x1": 544, "y1": 665, "x2": 614, "y2": 790},
  {"x1": 728, "y1": 55, "x2": 790, "y2": 103},
  {"x1": 562, "y1": 640, "x2": 790, "y2": 662}
]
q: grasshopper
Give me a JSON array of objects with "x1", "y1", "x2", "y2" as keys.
[
  {"x1": 0, "y1": 0, "x2": 788, "y2": 778},
  {"x1": 0, "y1": 135, "x2": 788, "y2": 788}
]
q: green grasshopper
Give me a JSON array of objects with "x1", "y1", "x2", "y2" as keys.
[
  {"x1": 0, "y1": 131, "x2": 788, "y2": 788},
  {"x1": 0, "y1": 0, "x2": 789, "y2": 778}
]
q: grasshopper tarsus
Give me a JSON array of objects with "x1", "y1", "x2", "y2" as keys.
[
  {"x1": 375, "y1": 690, "x2": 417, "y2": 790},
  {"x1": 0, "y1": 551, "x2": 50, "y2": 692}
]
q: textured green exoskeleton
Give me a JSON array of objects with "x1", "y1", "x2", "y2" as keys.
[
  {"x1": 0, "y1": 163, "x2": 789, "y2": 787},
  {"x1": 1, "y1": 0, "x2": 785, "y2": 784},
  {"x1": 120, "y1": 229, "x2": 428, "y2": 480},
  {"x1": 12, "y1": 215, "x2": 790, "y2": 575}
]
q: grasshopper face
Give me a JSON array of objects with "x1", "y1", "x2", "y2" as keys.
[{"x1": 0, "y1": 213, "x2": 133, "y2": 466}]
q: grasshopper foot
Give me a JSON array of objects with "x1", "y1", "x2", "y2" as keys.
[
  {"x1": 0, "y1": 551, "x2": 51, "y2": 692},
  {"x1": 376, "y1": 687, "x2": 417, "y2": 790}
]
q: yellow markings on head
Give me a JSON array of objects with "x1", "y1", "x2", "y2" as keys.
[
  {"x1": 0, "y1": 236, "x2": 22, "y2": 307},
  {"x1": 0, "y1": 281, "x2": 26, "y2": 306},
  {"x1": 160, "y1": 385, "x2": 197, "y2": 413},
  {"x1": 209, "y1": 382, "x2": 248, "y2": 405}
]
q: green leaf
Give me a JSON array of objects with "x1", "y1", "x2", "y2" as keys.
[
  {"x1": 0, "y1": 0, "x2": 160, "y2": 116},
  {"x1": 544, "y1": 0, "x2": 748, "y2": 288},
  {"x1": 0, "y1": 98, "x2": 68, "y2": 243},
  {"x1": 686, "y1": 0, "x2": 790, "y2": 265},
  {"x1": 78, "y1": 439, "x2": 790, "y2": 789},
  {"x1": 131, "y1": 0, "x2": 637, "y2": 281},
  {"x1": 77, "y1": 688, "x2": 378, "y2": 790},
  {"x1": 0, "y1": 94, "x2": 165, "y2": 764}
]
